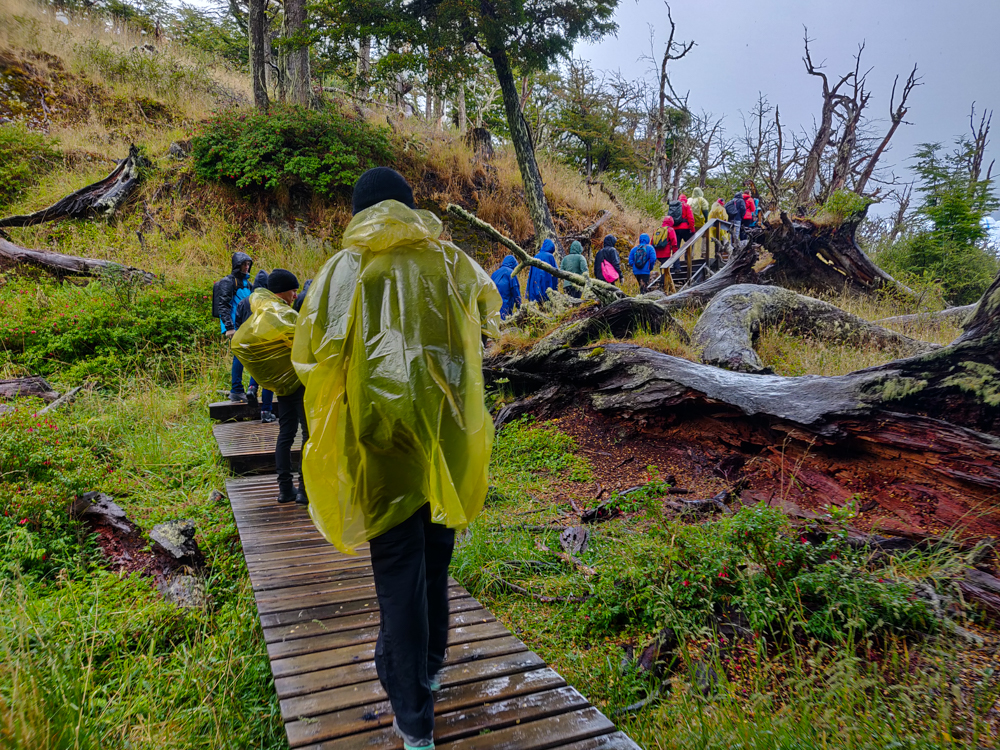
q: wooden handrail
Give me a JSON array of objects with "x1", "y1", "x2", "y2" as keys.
[{"x1": 657, "y1": 218, "x2": 735, "y2": 272}]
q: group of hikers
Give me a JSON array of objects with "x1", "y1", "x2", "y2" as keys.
[
  {"x1": 214, "y1": 167, "x2": 504, "y2": 750},
  {"x1": 210, "y1": 168, "x2": 762, "y2": 750},
  {"x1": 491, "y1": 187, "x2": 761, "y2": 310}
]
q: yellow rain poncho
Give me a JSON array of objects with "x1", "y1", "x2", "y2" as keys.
[
  {"x1": 230, "y1": 288, "x2": 302, "y2": 396},
  {"x1": 707, "y1": 200, "x2": 730, "y2": 256},
  {"x1": 292, "y1": 200, "x2": 502, "y2": 553},
  {"x1": 689, "y1": 187, "x2": 711, "y2": 228}
]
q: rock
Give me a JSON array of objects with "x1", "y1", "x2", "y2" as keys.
[
  {"x1": 692, "y1": 661, "x2": 720, "y2": 697},
  {"x1": 208, "y1": 489, "x2": 226, "y2": 505},
  {"x1": 150, "y1": 519, "x2": 200, "y2": 561},
  {"x1": 159, "y1": 575, "x2": 207, "y2": 608},
  {"x1": 69, "y1": 492, "x2": 137, "y2": 534},
  {"x1": 167, "y1": 142, "x2": 189, "y2": 159},
  {"x1": 636, "y1": 627, "x2": 679, "y2": 675},
  {"x1": 559, "y1": 526, "x2": 590, "y2": 555}
]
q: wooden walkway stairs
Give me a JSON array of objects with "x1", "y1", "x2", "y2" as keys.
[{"x1": 213, "y1": 413, "x2": 642, "y2": 749}]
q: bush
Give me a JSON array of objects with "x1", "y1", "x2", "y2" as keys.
[
  {"x1": 192, "y1": 104, "x2": 396, "y2": 199},
  {"x1": 819, "y1": 189, "x2": 875, "y2": 222},
  {"x1": 0, "y1": 279, "x2": 216, "y2": 384},
  {"x1": 0, "y1": 122, "x2": 62, "y2": 210}
]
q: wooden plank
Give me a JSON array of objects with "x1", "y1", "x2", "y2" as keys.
[
  {"x1": 306, "y1": 686, "x2": 591, "y2": 750},
  {"x1": 275, "y1": 635, "x2": 528, "y2": 698},
  {"x1": 269, "y1": 614, "x2": 504, "y2": 677},
  {"x1": 443, "y1": 707, "x2": 614, "y2": 749},
  {"x1": 208, "y1": 400, "x2": 260, "y2": 422},
  {"x1": 280, "y1": 651, "x2": 547, "y2": 721},
  {"x1": 285, "y1": 667, "x2": 567, "y2": 747},
  {"x1": 553, "y1": 732, "x2": 644, "y2": 750},
  {"x1": 258, "y1": 584, "x2": 468, "y2": 627},
  {"x1": 214, "y1": 420, "x2": 300, "y2": 474}
]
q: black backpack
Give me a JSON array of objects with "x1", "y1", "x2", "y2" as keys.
[
  {"x1": 668, "y1": 200, "x2": 683, "y2": 224},
  {"x1": 633, "y1": 243, "x2": 650, "y2": 269},
  {"x1": 724, "y1": 199, "x2": 740, "y2": 220}
]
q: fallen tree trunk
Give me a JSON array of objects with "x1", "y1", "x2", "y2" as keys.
[
  {"x1": 487, "y1": 271, "x2": 1000, "y2": 537},
  {"x1": 0, "y1": 236, "x2": 157, "y2": 283},
  {"x1": 647, "y1": 241, "x2": 760, "y2": 312},
  {"x1": 878, "y1": 304, "x2": 977, "y2": 330},
  {"x1": 446, "y1": 203, "x2": 623, "y2": 304},
  {"x1": 693, "y1": 284, "x2": 938, "y2": 373},
  {"x1": 0, "y1": 376, "x2": 59, "y2": 402},
  {"x1": 0, "y1": 145, "x2": 145, "y2": 228},
  {"x1": 755, "y1": 210, "x2": 913, "y2": 298}
]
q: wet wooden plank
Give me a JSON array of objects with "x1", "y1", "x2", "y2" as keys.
[
  {"x1": 285, "y1": 667, "x2": 567, "y2": 747},
  {"x1": 214, "y1": 420, "x2": 300, "y2": 474},
  {"x1": 307, "y1": 686, "x2": 591, "y2": 750},
  {"x1": 221, "y1": 473, "x2": 637, "y2": 750},
  {"x1": 208, "y1": 400, "x2": 260, "y2": 422}
]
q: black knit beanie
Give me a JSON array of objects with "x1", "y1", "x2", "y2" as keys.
[
  {"x1": 603, "y1": 234, "x2": 617, "y2": 247},
  {"x1": 268, "y1": 268, "x2": 299, "y2": 294},
  {"x1": 352, "y1": 167, "x2": 416, "y2": 215}
]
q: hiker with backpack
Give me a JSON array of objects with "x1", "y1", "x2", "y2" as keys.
[
  {"x1": 742, "y1": 191, "x2": 756, "y2": 237},
  {"x1": 628, "y1": 233, "x2": 656, "y2": 293},
  {"x1": 671, "y1": 195, "x2": 696, "y2": 245},
  {"x1": 560, "y1": 240, "x2": 589, "y2": 298},
  {"x1": 652, "y1": 216, "x2": 678, "y2": 262},
  {"x1": 233, "y1": 269, "x2": 276, "y2": 421},
  {"x1": 689, "y1": 188, "x2": 710, "y2": 227},
  {"x1": 212, "y1": 251, "x2": 257, "y2": 402},
  {"x1": 491, "y1": 255, "x2": 522, "y2": 318},
  {"x1": 725, "y1": 192, "x2": 746, "y2": 249},
  {"x1": 708, "y1": 198, "x2": 730, "y2": 252},
  {"x1": 593, "y1": 235, "x2": 622, "y2": 285},
  {"x1": 526, "y1": 238, "x2": 559, "y2": 304}
]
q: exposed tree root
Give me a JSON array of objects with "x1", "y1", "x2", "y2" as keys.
[
  {"x1": 692, "y1": 284, "x2": 938, "y2": 373},
  {"x1": 878, "y1": 305, "x2": 977, "y2": 330},
  {"x1": 0, "y1": 236, "x2": 157, "y2": 283},
  {"x1": 755, "y1": 210, "x2": 913, "y2": 297},
  {"x1": 0, "y1": 145, "x2": 145, "y2": 228},
  {"x1": 648, "y1": 241, "x2": 760, "y2": 311}
]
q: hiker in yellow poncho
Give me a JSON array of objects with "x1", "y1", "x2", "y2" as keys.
[
  {"x1": 707, "y1": 199, "x2": 730, "y2": 258},
  {"x1": 292, "y1": 167, "x2": 501, "y2": 750},
  {"x1": 689, "y1": 187, "x2": 711, "y2": 228}
]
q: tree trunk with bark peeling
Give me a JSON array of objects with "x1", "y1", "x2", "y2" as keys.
[
  {"x1": 693, "y1": 284, "x2": 938, "y2": 373},
  {"x1": 0, "y1": 236, "x2": 157, "y2": 283},
  {"x1": 755, "y1": 209, "x2": 913, "y2": 297},
  {"x1": 486, "y1": 272, "x2": 1000, "y2": 538},
  {"x1": 0, "y1": 145, "x2": 145, "y2": 228}
]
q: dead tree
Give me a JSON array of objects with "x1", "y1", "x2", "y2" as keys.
[
  {"x1": 854, "y1": 65, "x2": 920, "y2": 195},
  {"x1": 486, "y1": 271, "x2": 1000, "y2": 538},
  {"x1": 0, "y1": 145, "x2": 145, "y2": 228},
  {"x1": 649, "y1": 3, "x2": 694, "y2": 197},
  {"x1": 826, "y1": 44, "x2": 872, "y2": 198},
  {"x1": 0, "y1": 236, "x2": 157, "y2": 284}
]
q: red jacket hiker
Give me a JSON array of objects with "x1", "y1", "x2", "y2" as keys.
[
  {"x1": 676, "y1": 195, "x2": 696, "y2": 232},
  {"x1": 742, "y1": 192, "x2": 756, "y2": 222},
  {"x1": 653, "y1": 216, "x2": 678, "y2": 260}
]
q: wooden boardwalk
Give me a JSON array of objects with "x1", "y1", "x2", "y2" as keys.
[
  {"x1": 219, "y1": 426, "x2": 641, "y2": 749},
  {"x1": 214, "y1": 420, "x2": 301, "y2": 474}
]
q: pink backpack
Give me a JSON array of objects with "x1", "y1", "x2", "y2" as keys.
[{"x1": 601, "y1": 260, "x2": 619, "y2": 284}]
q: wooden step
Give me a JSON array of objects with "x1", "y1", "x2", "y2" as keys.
[
  {"x1": 208, "y1": 400, "x2": 261, "y2": 422},
  {"x1": 213, "y1": 420, "x2": 301, "y2": 474},
  {"x1": 222, "y1": 474, "x2": 641, "y2": 750}
]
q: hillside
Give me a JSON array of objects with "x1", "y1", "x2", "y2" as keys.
[{"x1": 1, "y1": 2, "x2": 999, "y2": 749}]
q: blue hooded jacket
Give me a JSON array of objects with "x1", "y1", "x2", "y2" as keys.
[
  {"x1": 491, "y1": 255, "x2": 522, "y2": 319},
  {"x1": 526, "y1": 238, "x2": 559, "y2": 303},
  {"x1": 628, "y1": 234, "x2": 656, "y2": 276}
]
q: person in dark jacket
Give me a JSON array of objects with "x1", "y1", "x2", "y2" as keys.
[
  {"x1": 628, "y1": 233, "x2": 656, "y2": 292},
  {"x1": 726, "y1": 192, "x2": 746, "y2": 249},
  {"x1": 265, "y1": 268, "x2": 308, "y2": 506},
  {"x1": 526, "y1": 238, "x2": 559, "y2": 304},
  {"x1": 593, "y1": 235, "x2": 621, "y2": 284},
  {"x1": 560, "y1": 240, "x2": 589, "y2": 298},
  {"x1": 491, "y1": 255, "x2": 522, "y2": 318},
  {"x1": 234, "y1": 269, "x2": 276, "y2": 421},
  {"x1": 293, "y1": 278, "x2": 312, "y2": 313},
  {"x1": 215, "y1": 251, "x2": 255, "y2": 402}
]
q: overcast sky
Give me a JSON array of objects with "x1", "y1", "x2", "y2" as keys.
[{"x1": 577, "y1": 0, "x2": 1000, "y2": 214}]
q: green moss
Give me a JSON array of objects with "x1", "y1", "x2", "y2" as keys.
[
  {"x1": 942, "y1": 361, "x2": 1000, "y2": 406},
  {"x1": 871, "y1": 376, "x2": 928, "y2": 402},
  {"x1": 586, "y1": 346, "x2": 605, "y2": 358}
]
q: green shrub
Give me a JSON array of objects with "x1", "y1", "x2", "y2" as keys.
[
  {"x1": 0, "y1": 279, "x2": 216, "y2": 384},
  {"x1": 192, "y1": 104, "x2": 396, "y2": 199},
  {"x1": 820, "y1": 189, "x2": 875, "y2": 222},
  {"x1": 0, "y1": 122, "x2": 62, "y2": 210}
]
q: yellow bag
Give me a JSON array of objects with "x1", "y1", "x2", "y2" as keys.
[
  {"x1": 292, "y1": 200, "x2": 502, "y2": 553},
  {"x1": 230, "y1": 289, "x2": 302, "y2": 397}
]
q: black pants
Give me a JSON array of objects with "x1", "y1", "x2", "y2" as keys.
[
  {"x1": 369, "y1": 504, "x2": 455, "y2": 740},
  {"x1": 565, "y1": 285, "x2": 582, "y2": 299},
  {"x1": 634, "y1": 274, "x2": 649, "y2": 293},
  {"x1": 675, "y1": 228, "x2": 692, "y2": 244},
  {"x1": 276, "y1": 386, "x2": 308, "y2": 495}
]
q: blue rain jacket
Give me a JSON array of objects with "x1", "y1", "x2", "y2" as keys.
[
  {"x1": 491, "y1": 255, "x2": 522, "y2": 319},
  {"x1": 628, "y1": 234, "x2": 656, "y2": 276},
  {"x1": 526, "y1": 238, "x2": 559, "y2": 303}
]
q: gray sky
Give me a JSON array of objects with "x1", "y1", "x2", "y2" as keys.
[{"x1": 577, "y1": 0, "x2": 1000, "y2": 214}]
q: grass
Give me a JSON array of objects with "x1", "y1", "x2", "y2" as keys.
[{"x1": 453, "y1": 418, "x2": 1000, "y2": 750}]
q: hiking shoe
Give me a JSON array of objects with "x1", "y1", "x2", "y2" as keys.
[
  {"x1": 392, "y1": 718, "x2": 434, "y2": 749},
  {"x1": 277, "y1": 489, "x2": 297, "y2": 504},
  {"x1": 294, "y1": 489, "x2": 309, "y2": 506},
  {"x1": 429, "y1": 672, "x2": 441, "y2": 692},
  {"x1": 228, "y1": 391, "x2": 248, "y2": 403},
  {"x1": 261, "y1": 410, "x2": 277, "y2": 423},
  {"x1": 246, "y1": 387, "x2": 258, "y2": 407}
]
